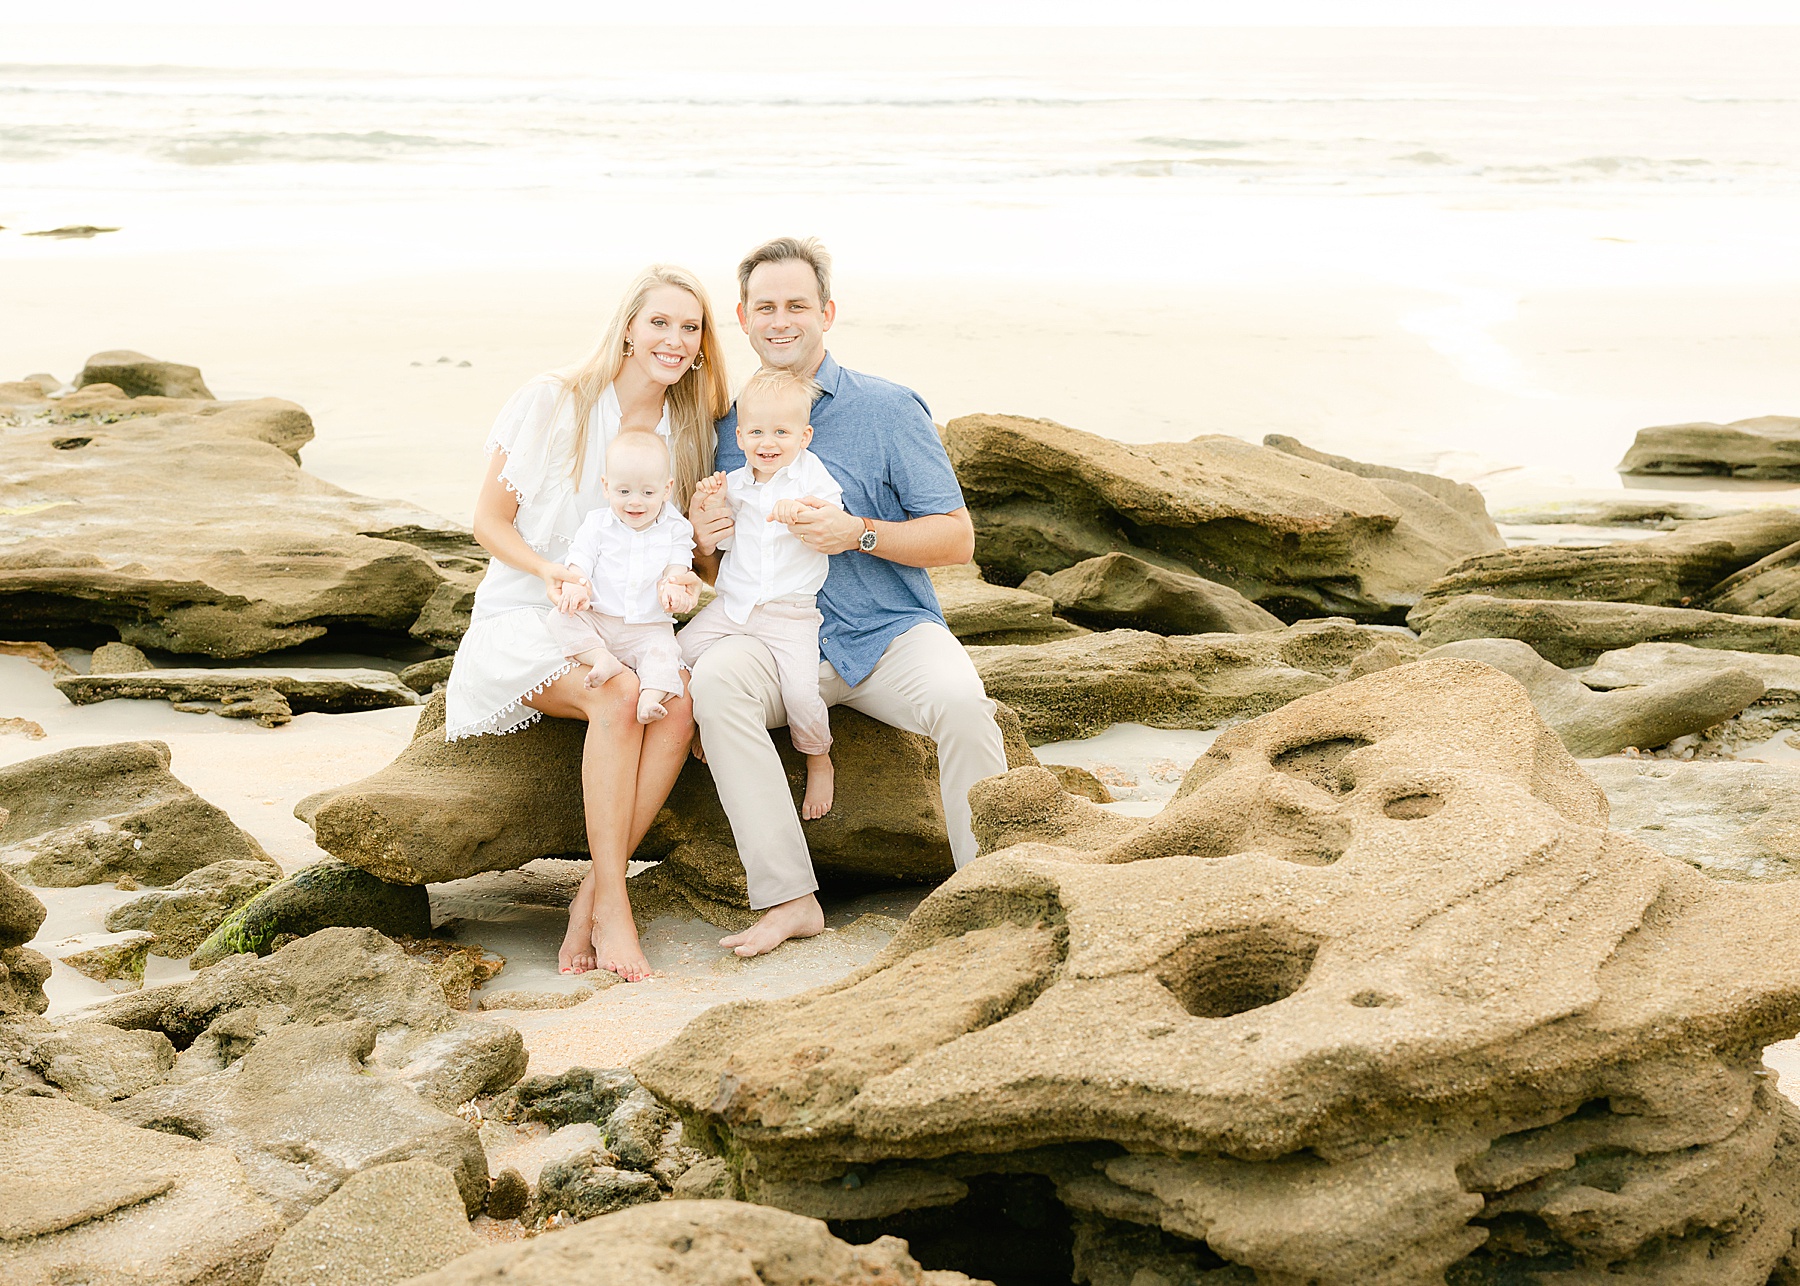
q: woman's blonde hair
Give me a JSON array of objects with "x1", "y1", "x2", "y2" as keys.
[{"x1": 558, "y1": 265, "x2": 729, "y2": 507}]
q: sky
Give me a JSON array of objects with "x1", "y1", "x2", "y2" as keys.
[{"x1": 3, "y1": 0, "x2": 1798, "y2": 24}]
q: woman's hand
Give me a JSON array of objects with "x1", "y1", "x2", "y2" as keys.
[
  {"x1": 659, "y1": 568, "x2": 701, "y2": 616},
  {"x1": 543, "y1": 563, "x2": 588, "y2": 612},
  {"x1": 688, "y1": 472, "x2": 733, "y2": 556}
]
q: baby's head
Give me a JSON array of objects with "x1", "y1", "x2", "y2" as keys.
[
  {"x1": 735, "y1": 367, "x2": 819, "y2": 481},
  {"x1": 603, "y1": 430, "x2": 674, "y2": 530}
]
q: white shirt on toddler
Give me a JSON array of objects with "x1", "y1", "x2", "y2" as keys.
[
  {"x1": 715, "y1": 449, "x2": 845, "y2": 625},
  {"x1": 565, "y1": 504, "x2": 695, "y2": 625}
]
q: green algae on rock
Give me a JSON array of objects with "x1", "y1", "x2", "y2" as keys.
[{"x1": 190, "y1": 860, "x2": 430, "y2": 967}]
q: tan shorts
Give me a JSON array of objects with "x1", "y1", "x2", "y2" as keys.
[
  {"x1": 678, "y1": 596, "x2": 829, "y2": 755},
  {"x1": 544, "y1": 609, "x2": 684, "y2": 697}
]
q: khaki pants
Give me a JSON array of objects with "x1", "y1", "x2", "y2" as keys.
[
  {"x1": 687, "y1": 621, "x2": 1007, "y2": 909},
  {"x1": 544, "y1": 610, "x2": 684, "y2": 697}
]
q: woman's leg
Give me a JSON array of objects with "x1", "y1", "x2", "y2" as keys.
[{"x1": 525, "y1": 666, "x2": 651, "y2": 980}]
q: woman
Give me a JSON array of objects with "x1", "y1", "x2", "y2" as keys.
[{"x1": 447, "y1": 265, "x2": 729, "y2": 981}]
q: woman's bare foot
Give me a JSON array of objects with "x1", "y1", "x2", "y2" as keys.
[
  {"x1": 579, "y1": 649, "x2": 626, "y2": 688},
  {"x1": 591, "y1": 905, "x2": 652, "y2": 982},
  {"x1": 719, "y1": 893, "x2": 826, "y2": 958},
  {"x1": 801, "y1": 752, "x2": 834, "y2": 820},
  {"x1": 637, "y1": 689, "x2": 671, "y2": 724},
  {"x1": 558, "y1": 897, "x2": 597, "y2": 975}
]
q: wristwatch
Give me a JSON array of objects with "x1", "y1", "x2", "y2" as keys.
[{"x1": 858, "y1": 517, "x2": 878, "y2": 553}]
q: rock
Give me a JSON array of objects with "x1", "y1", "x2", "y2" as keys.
[
  {"x1": 1702, "y1": 538, "x2": 1800, "y2": 617},
  {"x1": 0, "y1": 639, "x2": 75, "y2": 677},
  {"x1": 111, "y1": 1018, "x2": 489, "y2": 1221},
  {"x1": 486, "y1": 1167, "x2": 531, "y2": 1220},
  {"x1": 58, "y1": 666, "x2": 421, "y2": 714},
  {"x1": 409, "y1": 570, "x2": 484, "y2": 650},
  {"x1": 56, "y1": 932, "x2": 155, "y2": 989},
  {"x1": 1584, "y1": 759, "x2": 1800, "y2": 881},
  {"x1": 605, "y1": 1087, "x2": 674, "y2": 1172},
  {"x1": 670, "y1": 1157, "x2": 735, "y2": 1201},
  {"x1": 1421, "y1": 638, "x2": 1765, "y2": 757},
  {"x1": 177, "y1": 687, "x2": 295, "y2": 727},
  {"x1": 1413, "y1": 510, "x2": 1800, "y2": 624},
  {"x1": 636, "y1": 658, "x2": 1800, "y2": 1285},
  {"x1": 190, "y1": 859, "x2": 431, "y2": 966},
  {"x1": 968, "y1": 619, "x2": 1423, "y2": 743},
  {"x1": 478, "y1": 981, "x2": 612, "y2": 1011},
  {"x1": 1046, "y1": 763, "x2": 1113, "y2": 803},
  {"x1": 259, "y1": 1158, "x2": 478, "y2": 1286},
  {"x1": 75, "y1": 349, "x2": 214, "y2": 400},
  {"x1": 52, "y1": 979, "x2": 190, "y2": 1034},
  {"x1": 946, "y1": 413, "x2": 1502, "y2": 622},
  {"x1": 26, "y1": 1022, "x2": 176, "y2": 1107},
  {"x1": 1020, "y1": 552, "x2": 1282, "y2": 635},
  {"x1": 89, "y1": 641, "x2": 152, "y2": 673},
  {"x1": 0, "y1": 717, "x2": 46, "y2": 738},
  {"x1": 1618, "y1": 415, "x2": 1800, "y2": 478},
  {"x1": 928, "y1": 563, "x2": 1084, "y2": 645},
  {"x1": 298, "y1": 693, "x2": 1039, "y2": 915},
  {"x1": 1494, "y1": 499, "x2": 1734, "y2": 527},
  {"x1": 0, "y1": 870, "x2": 47, "y2": 1018},
  {"x1": 1584, "y1": 640, "x2": 1800, "y2": 701},
  {"x1": 0, "y1": 741, "x2": 269, "y2": 887},
  {"x1": 1412, "y1": 595, "x2": 1800, "y2": 667},
  {"x1": 105, "y1": 857, "x2": 285, "y2": 957},
  {"x1": 495, "y1": 1065, "x2": 642, "y2": 1130},
  {"x1": 535, "y1": 1148, "x2": 663, "y2": 1221},
  {"x1": 0, "y1": 867, "x2": 47, "y2": 948},
  {"x1": 161, "y1": 927, "x2": 525, "y2": 1110},
  {"x1": 0, "y1": 385, "x2": 474, "y2": 658},
  {"x1": 0, "y1": 1095, "x2": 283, "y2": 1286},
  {"x1": 400, "y1": 655, "x2": 456, "y2": 693},
  {"x1": 408, "y1": 1200, "x2": 983, "y2": 1286}
]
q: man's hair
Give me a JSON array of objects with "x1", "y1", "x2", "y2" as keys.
[
  {"x1": 737, "y1": 236, "x2": 831, "y2": 306},
  {"x1": 737, "y1": 366, "x2": 821, "y2": 420},
  {"x1": 605, "y1": 427, "x2": 673, "y2": 477}
]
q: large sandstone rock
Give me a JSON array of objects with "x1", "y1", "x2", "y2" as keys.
[
  {"x1": 1495, "y1": 498, "x2": 1732, "y2": 527},
  {"x1": 636, "y1": 659, "x2": 1800, "y2": 1285},
  {"x1": 0, "y1": 1094, "x2": 283, "y2": 1286},
  {"x1": 1413, "y1": 595, "x2": 1800, "y2": 667},
  {"x1": 1585, "y1": 758, "x2": 1800, "y2": 881},
  {"x1": 0, "y1": 741, "x2": 269, "y2": 886},
  {"x1": 928, "y1": 562, "x2": 1085, "y2": 645},
  {"x1": 110, "y1": 1018, "x2": 490, "y2": 1221},
  {"x1": 298, "y1": 693, "x2": 1039, "y2": 920},
  {"x1": 105, "y1": 856, "x2": 286, "y2": 957},
  {"x1": 189, "y1": 859, "x2": 431, "y2": 966},
  {"x1": 1584, "y1": 639, "x2": 1800, "y2": 700},
  {"x1": 1618, "y1": 415, "x2": 1800, "y2": 478},
  {"x1": 968, "y1": 618, "x2": 1422, "y2": 743},
  {"x1": 0, "y1": 379, "x2": 476, "y2": 658},
  {"x1": 1422, "y1": 637, "x2": 1765, "y2": 757},
  {"x1": 56, "y1": 665, "x2": 422, "y2": 713},
  {"x1": 0, "y1": 869, "x2": 50, "y2": 1018},
  {"x1": 76, "y1": 349, "x2": 215, "y2": 400},
  {"x1": 259, "y1": 1158, "x2": 478, "y2": 1286},
  {"x1": 24, "y1": 1022, "x2": 176, "y2": 1107},
  {"x1": 1020, "y1": 552, "x2": 1281, "y2": 635},
  {"x1": 1412, "y1": 509, "x2": 1800, "y2": 623},
  {"x1": 945, "y1": 414, "x2": 1502, "y2": 622},
  {"x1": 402, "y1": 1200, "x2": 986, "y2": 1286},
  {"x1": 1263, "y1": 432, "x2": 1501, "y2": 535},
  {"x1": 1702, "y1": 538, "x2": 1800, "y2": 617}
]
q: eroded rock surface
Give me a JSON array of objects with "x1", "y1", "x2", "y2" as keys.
[
  {"x1": 57, "y1": 666, "x2": 421, "y2": 713},
  {"x1": 1423, "y1": 637, "x2": 1764, "y2": 756},
  {"x1": 0, "y1": 1094, "x2": 283, "y2": 1286},
  {"x1": 969, "y1": 619, "x2": 1422, "y2": 742},
  {"x1": 1413, "y1": 595, "x2": 1800, "y2": 667},
  {"x1": 636, "y1": 659, "x2": 1800, "y2": 1285},
  {"x1": 929, "y1": 562, "x2": 1085, "y2": 645},
  {"x1": 190, "y1": 859, "x2": 431, "y2": 966},
  {"x1": 1586, "y1": 758, "x2": 1800, "y2": 881},
  {"x1": 105, "y1": 856, "x2": 285, "y2": 958},
  {"x1": 0, "y1": 741, "x2": 268, "y2": 887},
  {"x1": 1618, "y1": 415, "x2": 1800, "y2": 479},
  {"x1": 946, "y1": 414, "x2": 1501, "y2": 622},
  {"x1": 259, "y1": 1158, "x2": 478, "y2": 1286},
  {"x1": 1, "y1": 373, "x2": 476, "y2": 657},
  {"x1": 76, "y1": 349, "x2": 215, "y2": 400},
  {"x1": 0, "y1": 869, "x2": 50, "y2": 1018},
  {"x1": 1020, "y1": 552, "x2": 1281, "y2": 635}
]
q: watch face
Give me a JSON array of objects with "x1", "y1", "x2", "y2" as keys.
[{"x1": 859, "y1": 530, "x2": 878, "y2": 551}]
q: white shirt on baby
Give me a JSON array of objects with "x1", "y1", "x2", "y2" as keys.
[
  {"x1": 715, "y1": 449, "x2": 845, "y2": 625},
  {"x1": 565, "y1": 504, "x2": 695, "y2": 625}
]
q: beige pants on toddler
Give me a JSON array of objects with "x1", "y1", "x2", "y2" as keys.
[
  {"x1": 678, "y1": 596, "x2": 830, "y2": 755},
  {"x1": 544, "y1": 609, "x2": 685, "y2": 697}
]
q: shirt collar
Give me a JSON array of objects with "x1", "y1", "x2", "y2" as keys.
[
  {"x1": 812, "y1": 352, "x2": 842, "y2": 399},
  {"x1": 596, "y1": 503, "x2": 673, "y2": 532}
]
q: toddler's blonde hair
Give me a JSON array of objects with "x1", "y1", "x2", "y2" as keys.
[{"x1": 736, "y1": 366, "x2": 821, "y2": 420}]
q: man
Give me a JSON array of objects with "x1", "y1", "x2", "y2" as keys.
[{"x1": 686, "y1": 235, "x2": 1007, "y2": 957}]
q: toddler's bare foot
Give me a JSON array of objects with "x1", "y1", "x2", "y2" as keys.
[
  {"x1": 591, "y1": 908, "x2": 652, "y2": 982},
  {"x1": 801, "y1": 752, "x2": 834, "y2": 820},
  {"x1": 581, "y1": 652, "x2": 625, "y2": 688},
  {"x1": 637, "y1": 689, "x2": 670, "y2": 723},
  {"x1": 558, "y1": 905, "x2": 596, "y2": 975},
  {"x1": 720, "y1": 893, "x2": 826, "y2": 958}
]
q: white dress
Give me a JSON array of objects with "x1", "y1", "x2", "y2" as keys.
[{"x1": 445, "y1": 376, "x2": 671, "y2": 741}]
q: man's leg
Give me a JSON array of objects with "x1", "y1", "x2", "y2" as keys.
[
  {"x1": 686, "y1": 635, "x2": 820, "y2": 910},
  {"x1": 834, "y1": 622, "x2": 1008, "y2": 867}
]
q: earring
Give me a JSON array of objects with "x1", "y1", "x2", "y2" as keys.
[
  {"x1": 692, "y1": 352, "x2": 705, "y2": 370},
  {"x1": 623, "y1": 339, "x2": 634, "y2": 356}
]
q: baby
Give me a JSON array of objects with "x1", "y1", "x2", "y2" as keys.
[
  {"x1": 548, "y1": 430, "x2": 700, "y2": 723},
  {"x1": 680, "y1": 367, "x2": 843, "y2": 819}
]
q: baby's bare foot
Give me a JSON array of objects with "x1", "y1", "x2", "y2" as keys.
[
  {"x1": 637, "y1": 689, "x2": 670, "y2": 723},
  {"x1": 583, "y1": 652, "x2": 625, "y2": 688},
  {"x1": 801, "y1": 752, "x2": 834, "y2": 820}
]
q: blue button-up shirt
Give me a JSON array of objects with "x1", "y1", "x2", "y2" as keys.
[{"x1": 713, "y1": 353, "x2": 965, "y2": 687}]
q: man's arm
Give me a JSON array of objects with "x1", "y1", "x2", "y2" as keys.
[{"x1": 783, "y1": 502, "x2": 974, "y2": 568}]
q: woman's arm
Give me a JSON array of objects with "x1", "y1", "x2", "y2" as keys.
[{"x1": 472, "y1": 450, "x2": 586, "y2": 602}]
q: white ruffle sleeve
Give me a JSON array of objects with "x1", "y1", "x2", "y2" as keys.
[{"x1": 485, "y1": 375, "x2": 580, "y2": 558}]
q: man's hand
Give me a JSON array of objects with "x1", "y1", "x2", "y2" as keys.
[
  {"x1": 660, "y1": 567, "x2": 701, "y2": 616},
  {"x1": 688, "y1": 471, "x2": 732, "y2": 556},
  {"x1": 784, "y1": 497, "x2": 861, "y2": 554}
]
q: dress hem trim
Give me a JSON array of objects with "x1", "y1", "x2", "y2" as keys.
[{"x1": 444, "y1": 660, "x2": 577, "y2": 742}]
